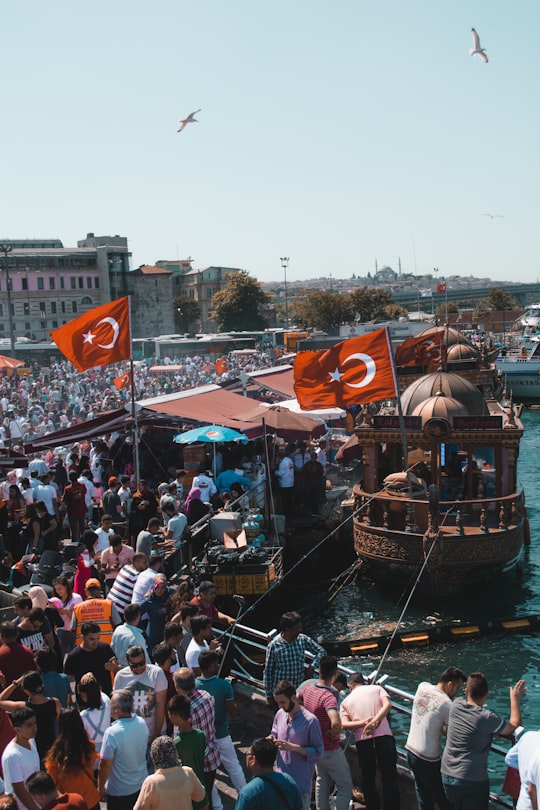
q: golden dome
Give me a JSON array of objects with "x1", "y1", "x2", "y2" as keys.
[{"x1": 401, "y1": 371, "x2": 486, "y2": 416}]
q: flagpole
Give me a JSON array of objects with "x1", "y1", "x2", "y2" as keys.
[
  {"x1": 384, "y1": 327, "x2": 416, "y2": 531},
  {"x1": 128, "y1": 295, "x2": 140, "y2": 487}
]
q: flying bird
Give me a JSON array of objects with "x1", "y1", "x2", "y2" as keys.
[
  {"x1": 177, "y1": 109, "x2": 201, "y2": 133},
  {"x1": 470, "y1": 28, "x2": 488, "y2": 62},
  {"x1": 482, "y1": 213, "x2": 505, "y2": 219}
]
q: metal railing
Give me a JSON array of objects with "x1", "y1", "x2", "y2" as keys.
[{"x1": 221, "y1": 623, "x2": 515, "y2": 808}]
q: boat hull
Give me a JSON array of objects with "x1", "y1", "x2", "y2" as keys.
[
  {"x1": 497, "y1": 358, "x2": 540, "y2": 402},
  {"x1": 353, "y1": 520, "x2": 524, "y2": 598}
]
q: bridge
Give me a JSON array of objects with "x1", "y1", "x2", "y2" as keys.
[{"x1": 391, "y1": 282, "x2": 540, "y2": 310}]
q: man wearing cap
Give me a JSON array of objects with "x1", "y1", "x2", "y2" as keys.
[
  {"x1": 102, "y1": 477, "x2": 123, "y2": 519},
  {"x1": 71, "y1": 578, "x2": 122, "y2": 646},
  {"x1": 61, "y1": 471, "x2": 87, "y2": 544}
]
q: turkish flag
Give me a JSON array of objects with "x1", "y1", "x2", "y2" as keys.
[
  {"x1": 395, "y1": 332, "x2": 445, "y2": 367},
  {"x1": 214, "y1": 357, "x2": 227, "y2": 375},
  {"x1": 294, "y1": 328, "x2": 397, "y2": 409},
  {"x1": 437, "y1": 283, "x2": 447, "y2": 293},
  {"x1": 50, "y1": 297, "x2": 131, "y2": 372},
  {"x1": 114, "y1": 371, "x2": 132, "y2": 390}
]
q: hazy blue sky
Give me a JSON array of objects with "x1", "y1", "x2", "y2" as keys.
[{"x1": 1, "y1": 1, "x2": 538, "y2": 284}]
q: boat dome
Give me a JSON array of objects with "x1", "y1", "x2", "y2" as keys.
[
  {"x1": 401, "y1": 371, "x2": 486, "y2": 415},
  {"x1": 446, "y1": 342, "x2": 480, "y2": 361},
  {"x1": 415, "y1": 326, "x2": 474, "y2": 349},
  {"x1": 411, "y1": 390, "x2": 468, "y2": 423}
]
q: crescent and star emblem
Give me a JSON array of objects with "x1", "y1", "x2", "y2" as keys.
[
  {"x1": 82, "y1": 317, "x2": 121, "y2": 349},
  {"x1": 328, "y1": 352, "x2": 377, "y2": 389}
]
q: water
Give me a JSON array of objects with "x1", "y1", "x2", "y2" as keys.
[{"x1": 308, "y1": 408, "x2": 540, "y2": 788}]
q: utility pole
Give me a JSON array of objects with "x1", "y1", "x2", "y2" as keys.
[
  {"x1": 0, "y1": 244, "x2": 15, "y2": 355},
  {"x1": 280, "y1": 257, "x2": 289, "y2": 329}
]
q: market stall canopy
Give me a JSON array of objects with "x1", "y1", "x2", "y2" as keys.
[
  {"x1": 0, "y1": 355, "x2": 24, "y2": 369},
  {"x1": 236, "y1": 403, "x2": 325, "y2": 440},
  {"x1": 246, "y1": 365, "x2": 295, "y2": 398},
  {"x1": 334, "y1": 432, "x2": 363, "y2": 462},
  {"x1": 24, "y1": 408, "x2": 133, "y2": 452},
  {"x1": 139, "y1": 385, "x2": 261, "y2": 438},
  {"x1": 271, "y1": 398, "x2": 345, "y2": 421}
]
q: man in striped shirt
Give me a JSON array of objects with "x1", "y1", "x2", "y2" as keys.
[{"x1": 107, "y1": 552, "x2": 148, "y2": 616}]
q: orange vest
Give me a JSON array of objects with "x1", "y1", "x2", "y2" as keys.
[{"x1": 73, "y1": 598, "x2": 114, "y2": 646}]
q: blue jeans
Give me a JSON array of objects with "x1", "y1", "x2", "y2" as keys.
[
  {"x1": 407, "y1": 751, "x2": 452, "y2": 810},
  {"x1": 441, "y1": 775, "x2": 490, "y2": 810},
  {"x1": 314, "y1": 748, "x2": 353, "y2": 810},
  {"x1": 356, "y1": 735, "x2": 400, "y2": 810}
]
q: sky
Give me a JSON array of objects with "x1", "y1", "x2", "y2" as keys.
[{"x1": 0, "y1": 1, "x2": 539, "y2": 285}]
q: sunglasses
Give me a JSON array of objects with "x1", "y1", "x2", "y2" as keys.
[{"x1": 128, "y1": 660, "x2": 146, "y2": 670}]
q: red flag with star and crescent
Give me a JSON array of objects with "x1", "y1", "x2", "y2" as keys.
[
  {"x1": 293, "y1": 328, "x2": 397, "y2": 409},
  {"x1": 114, "y1": 370, "x2": 132, "y2": 390},
  {"x1": 395, "y1": 332, "x2": 446, "y2": 368},
  {"x1": 50, "y1": 297, "x2": 131, "y2": 372}
]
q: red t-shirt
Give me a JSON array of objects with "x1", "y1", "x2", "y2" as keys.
[
  {"x1": 62, "y1": 482, "x2": 87, "y2": 518},
  {"x1": 301, "y1": 683, "x2": 340, "y2": 751},
  {"x1": 0, "y1": 642, "x2": 36, "y2": 700},
  {"x1": 190, "y1": 595, "x2": 218, "y2": 621}
]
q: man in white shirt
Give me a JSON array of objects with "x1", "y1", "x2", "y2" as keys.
[
  {"x1": 1, "y1": 706, "x2": 40, "y2": 810},
  {"x1": 78, "y1": 468, "x2": 96, "y2": 518},
  {"x1": 406, "y1": 666, "x2": 466, "y2": 810},
  {"x1": 185, "y1": 614, "x2": 219, "y2": 676},
  {"x1": 113, "y1": 646, "x2": 168, "y2": 739},
  {"x1": 35, "y1": 473, "x2": 59, "y2": 519},
  {"x1": 94, "y1": 514, "x2": 114, "y2": 555},
  {"x1": 276, "y1": 449, "x2": 295, "y2": 516},
  {"x1": 506, "y1": 728, "x2": 540, "y2": 810},
  {"x1": 192, "y1": 467, "x2": 217, "y2": 499},
  {"x1": 132, "y1": 555, "x2": 165, "y2": 604}
]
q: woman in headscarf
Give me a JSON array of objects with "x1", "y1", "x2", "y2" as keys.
[
  {"x1": 134, "y1": 735, "x2": 205, "y2": 810},
  {"x1": 183, "y1": 487, "x2": 211, "y2": 526},
  {"x1": 140, "y1": 574, "x2": 173, "y2": 658}
]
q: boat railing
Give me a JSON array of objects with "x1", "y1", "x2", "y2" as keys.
[
  {"x1": 222, "y1": 626, "x2": 514, "y2": 807},
  {"x1": 354, "y1": 486, "x2": 525, "y2": 534}
]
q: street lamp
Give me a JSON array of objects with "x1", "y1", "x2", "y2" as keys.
[
  {"x1": 0, "y1": 244, "x2": 15, "y2": 355},
  {"x1": 280, "y1": 257, "x2": 289, "y2": 329}
]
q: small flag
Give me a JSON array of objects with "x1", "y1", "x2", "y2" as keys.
[
  {"x1": 437, "y1": 283, "x2": 447, "y2": 293},
  {"x1": 114, "y1": 371, "x2": 132, "y2": 390},
  {"x1": 50, "y1": 297, "x2": 131, "y2": 372},
  {"x1": 214, "y1": 357, "x2": 227, "y2": 375},
  {"x1": 395, "y1": 332, "x2": 445, "y2": 367}
]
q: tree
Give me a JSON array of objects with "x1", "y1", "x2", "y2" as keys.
[
  {"x1": 348, "y1": 288, "x2": 393, "y2": 322},
  {"x1": 290, "y1": 291, "x2": 352, "y2": 332},
  {"x1": 384, "y1": 304, "x2": 408, "y2": 320},
  {"x1": 209, "y1": 270, "x2": 270, "y2": 331},
  {"x1": 436, "y1": 302, "x2": 459, "y2": 315},
  {"x1": 485, "y1": 288, "x2": 515, "y2": 311},
  {"x1": 173, "y1": 296, "x2": 201, "y2": 332}
]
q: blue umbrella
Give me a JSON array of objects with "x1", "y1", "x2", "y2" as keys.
[
  {"x1": 173, "y1": 424, "x2": 248, "y2": 478},
  {"x1": 173, "y1": 425, "x2": 248, "y2": 445}
]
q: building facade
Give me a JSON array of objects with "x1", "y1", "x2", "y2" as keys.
[{"x1": 0, "y1": 235, "x2": 131, "y2": 342}]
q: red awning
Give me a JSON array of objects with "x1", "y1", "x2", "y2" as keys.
[
  {"x1": 140, "y1": 388, "x2": 262, "y2": 438},
  {"x1": 247, "y1": 366, "x2": 295, "y2": 398}
]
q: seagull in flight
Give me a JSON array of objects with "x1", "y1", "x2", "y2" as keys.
[
  {"x1": 482, "y1": 213, "x2": 505, "y2": 219},
  {"x1": 470, "y1": 28, "x2": 488, "y2": 62},
  {"x1": 177, "y1": 109, "x2": 201, "y2": 133}
]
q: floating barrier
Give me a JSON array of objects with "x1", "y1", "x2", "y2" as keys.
[{"x1": 322, "y1": 613, "x2": 540, "y2": 657}]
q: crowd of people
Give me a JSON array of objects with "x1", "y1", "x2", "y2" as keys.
[
  {"x1": 0, "y1": 348, "x2": 286, "y2": 449},
  {"x1": 0, "y1": 568, "x2": 534, "y2": 810}
]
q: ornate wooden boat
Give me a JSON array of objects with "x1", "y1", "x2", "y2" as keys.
[{"x1": 352, "y1": 368, "x2": 527, "y2": 598}]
